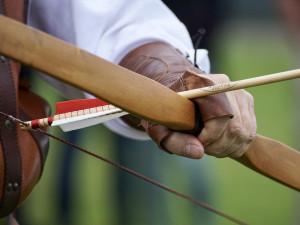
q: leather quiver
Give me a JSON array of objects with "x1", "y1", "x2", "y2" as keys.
[
  {"x1": 0, "y1": 82, "x2": 50, "y2": 218},
  {"x1": 0, "y1": 0, "x2": 50, "y2": 217}
]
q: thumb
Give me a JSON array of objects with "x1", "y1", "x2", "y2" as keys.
[{"x1": 162, "y1": 132, "x2": 205, "y2": 159}]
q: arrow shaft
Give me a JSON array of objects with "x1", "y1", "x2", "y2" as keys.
[{"x1": 180, "y1": 69, "x2": 300, "y2": 98}]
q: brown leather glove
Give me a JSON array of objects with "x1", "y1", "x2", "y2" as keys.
[{"x1": 119, "y1": 42, "x2": 233, "y2": 152}]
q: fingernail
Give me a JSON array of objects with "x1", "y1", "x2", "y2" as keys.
[{"x1": 184, "y1": 144, "x2": 200, "y2": 158}]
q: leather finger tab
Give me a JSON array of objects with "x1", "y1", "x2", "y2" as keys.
[{"x1": 170, "y1": 70, "x2": 233, "y2": 122}]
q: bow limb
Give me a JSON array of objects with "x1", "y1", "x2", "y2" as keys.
[
  {"x1": 0, "y1": 15, "x2": 300, "y2": 191},
  {"x1": 0, "y1": 15, "x2": 195, "y2": 131},
  {"x1": 234, "y1": 134, "x2": 300, "y2": 191}
]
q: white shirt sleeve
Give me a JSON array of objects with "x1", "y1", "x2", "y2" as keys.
[{"x1": 28, "y1": 0, "x2": 210, "y2": 140}]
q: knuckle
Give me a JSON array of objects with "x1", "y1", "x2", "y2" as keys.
[{"x1": 229, "y1": 124, "x2": 242, "y2": 136}]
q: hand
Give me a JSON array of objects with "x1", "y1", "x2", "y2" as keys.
[
  {"x1": 119, "y1": 42, "x2": 256, "y2": 159},
  {"x1": 162, "y1": 74, "x2": 257, "y2": 159}
]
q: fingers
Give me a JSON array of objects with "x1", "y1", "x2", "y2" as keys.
[
  {"x1": 228, "y1": 90, "x2": 256, "y2": 157},
  {"x1": 198, "y1": 89, "x2": 257, "y2": 158},
  {"x1": 146, "y1": 72, "x2": 257, "y2": 160},
  {"x1": 162, "y1": 132, "x2": 205, "y2": 159},
  {"x1": 246, "y1": 91, "x2": 257, "y2": 144},
  {"x1": 203, "y1": 129, "x2": 249, "y2": 158},
  {"x1": 198, "y1": 116, "x2": 231, "y2": 147},
  {"x1": 161, "y1": 88, "x2": 256, "y2": 159}
]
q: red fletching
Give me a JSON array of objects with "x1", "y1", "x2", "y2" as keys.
[{"x1": 55, "y1": 99, "x2": 109, "y2": 115}]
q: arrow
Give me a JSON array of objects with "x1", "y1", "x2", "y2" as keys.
[{"x1": 21, "y1": 69, "x2": 300, "y2": 131}]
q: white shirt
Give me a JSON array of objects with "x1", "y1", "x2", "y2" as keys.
[{"x1": 28, "y1": 0, "x2": 210, "y2": 140}]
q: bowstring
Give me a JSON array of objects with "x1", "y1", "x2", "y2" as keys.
[{"x1": 0, "y1": 111, "x2": 248, "y2": 225}]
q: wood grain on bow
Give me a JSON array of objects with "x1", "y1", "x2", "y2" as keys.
[{"x1": 0, "y1": 15, "x2": 300, "y2": 191}]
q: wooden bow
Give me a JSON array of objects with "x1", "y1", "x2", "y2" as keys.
[{"x1": 0, "y1": 15, "x2": 300, "y2": 191}]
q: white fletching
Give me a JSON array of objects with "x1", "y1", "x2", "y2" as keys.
[{"x1": 52, "y1": 108, "x2": 128, "y2": 132}]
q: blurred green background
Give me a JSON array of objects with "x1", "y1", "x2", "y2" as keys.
[{"x1": 9, "y1": 1, "x2": 300, "y2": 225}]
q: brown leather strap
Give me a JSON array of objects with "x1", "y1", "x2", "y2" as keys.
[
  {"x1": 19, "y1": 108, "x2": 49, "y2": 168},
  {"x1": 0, "y1": 0, "x2": 22, "y2": 218},
  {"x1": 0, "y1": 56, "x2": 22, "y2": 218}
]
